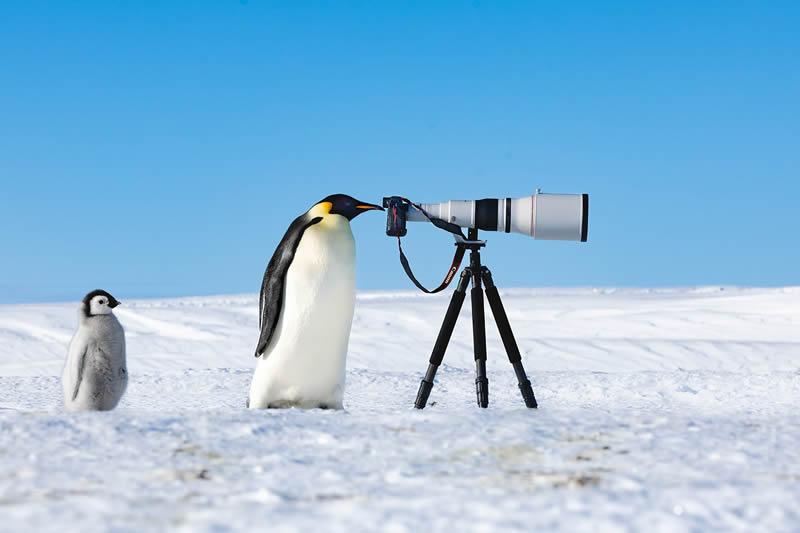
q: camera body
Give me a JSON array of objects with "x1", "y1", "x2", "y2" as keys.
[
  {"x1": 383, "y1": 193, "x2": 589, "y2": 242},
  {"x1": 384, "y1": 196, "x2": 409, "y2": 237}
]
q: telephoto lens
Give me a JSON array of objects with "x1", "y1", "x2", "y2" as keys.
[{"x1": 404, "y1": 193, "x2": 588, "y2": 241}]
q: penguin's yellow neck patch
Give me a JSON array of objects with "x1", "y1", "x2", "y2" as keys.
[{"x1": 309, "y1": 201, "x2": 333, "y2": 218}]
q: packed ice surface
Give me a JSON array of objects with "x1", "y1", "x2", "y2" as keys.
[{"x1": 1, "y1": 287, "x2": 799, "y2": 532}]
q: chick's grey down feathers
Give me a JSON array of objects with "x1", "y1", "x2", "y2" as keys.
[
  {"x1": 72, "y1": 345, "x2": 87, "y2": 401},
  {"x1": 255, "y1": 214, "x2": 323, "y2": 357},
  {"x1": 63, "y1": 291, "x2": 127, "y2": 411}
]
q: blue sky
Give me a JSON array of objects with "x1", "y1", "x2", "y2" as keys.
[{"x1": 1, "y1": 1, "x2": 798, "y2": 303}]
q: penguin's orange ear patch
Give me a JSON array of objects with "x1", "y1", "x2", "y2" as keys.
[{"x1": 310, "y1": 201, "x2": 333, "y2": 217}]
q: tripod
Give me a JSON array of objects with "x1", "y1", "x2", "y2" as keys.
[{"x1": 415, "y1": 228, "x2": 538, "y2": 409}]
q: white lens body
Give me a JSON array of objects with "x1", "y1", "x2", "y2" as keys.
[
  {"x1": 514, "y1": 194, "x2": 586, "y2": 240},
  {"x1": 407, "y1": 200, "x2": 475, "y2": 227},
  {"x1": 406, "y1": 193, "x2": 587, "y2": 241}
]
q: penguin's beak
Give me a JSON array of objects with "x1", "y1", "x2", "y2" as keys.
[
  {"x1": 350, "y1": 201, "x2": 384, "y2": 221},
  {"x1": 109, "y1": 300, "x2": 121, "y2": 309},
  {"x1": 354, "y1": 201, "x2": 384, "y2": 213}
]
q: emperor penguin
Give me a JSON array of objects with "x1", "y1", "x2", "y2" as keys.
[
  {"x1": 248, "y1": 194, "x2": 383, "y2": 409},
  {"x1": 62, "y1": 290, "x2": 128, "y2": 412}
]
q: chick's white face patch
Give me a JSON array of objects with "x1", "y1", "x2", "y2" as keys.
[{"x1": 89, "y1": 295, "x2": 113, "y2": 316}]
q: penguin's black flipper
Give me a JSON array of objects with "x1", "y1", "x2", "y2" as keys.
[{"x1": 255, "y1": 215, "x2": 323, "y2": 357}]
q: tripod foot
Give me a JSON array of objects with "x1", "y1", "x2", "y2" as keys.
[
  {"x1": 415, "y1": 363, "x2": 439, "y2": 409},
  {"x1": 475, "y1": 359, "x2": 488, "y2": 408},
  {"x1": 518, "y1": 379, "x2": 538, "y2": 409},
  {"x1": 512, "y1": 361, "x2": 538, "y2": 408},
  {"x1": 475, "y1": 376, "x2": 488, "y2": 408},
  {"x1": 415, "y1": 379, "x2": 434, "y2": 409}
]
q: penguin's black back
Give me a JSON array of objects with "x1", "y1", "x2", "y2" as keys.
[{"x1": 255, "y1": 213, "x2": 323, "y2": 357}]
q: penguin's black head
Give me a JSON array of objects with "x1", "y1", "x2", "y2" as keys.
[
  {"x1": 82, "y1": 289, "x2": 121, "y2": 317},
  {"x1": 319, "y1": 194, "x2": 384, "y2": 221}
]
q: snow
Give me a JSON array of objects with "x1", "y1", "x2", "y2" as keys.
[{"x1": 1, "y1": 287, "x2": 799, "y2": 532}]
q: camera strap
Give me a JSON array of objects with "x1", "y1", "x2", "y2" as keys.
[{"x1": 393, "y1": 198, "x2": 467, "y2": 294}]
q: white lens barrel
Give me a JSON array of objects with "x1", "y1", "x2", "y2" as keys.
[
  {"x1": 408, "y1": 200, "x2": 476, "y2": 227},
  {"x1": 509, "y1": 193, "x2": 588, "y2": 241},
  {"x1": 405, "y1": 193, "x2": 588, "y2": 242}
]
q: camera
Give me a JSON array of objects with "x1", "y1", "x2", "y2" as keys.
[
  {"x1": 384, "y1": 191, "x2": 589, "y2": 409},
  {"x1": 383, "y1": 192, "x2": 589, "y2": 241}
]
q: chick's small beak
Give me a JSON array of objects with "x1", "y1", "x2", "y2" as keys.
[{"x1": 109, "y1": 300, "x2": 121, "y2": 309}]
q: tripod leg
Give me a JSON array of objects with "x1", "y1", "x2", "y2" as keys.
[
  {"x1": 472, "y1": 286, "x2": 489, "y2": 408},
  {"x1": 471, "y1": 267, "x2": 489, "y2": 408},
  {"x1": 415, "y1": 269, "x2": 471, "y2": 409},
  {"x1": 481, "y1": 267, "x2": 538, "y2": 408}
]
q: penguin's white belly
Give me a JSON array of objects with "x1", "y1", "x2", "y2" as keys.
[{"x1": 249, "y1": 220, "x2": 356, "y2": 409}]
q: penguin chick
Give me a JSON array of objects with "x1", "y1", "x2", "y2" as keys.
[
  {"x1": 248, "y1": 194, "x2": 383, "y2": 409},
  {"x1": 62, "y1": 290, "x2": 128, "y2": 412}
]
